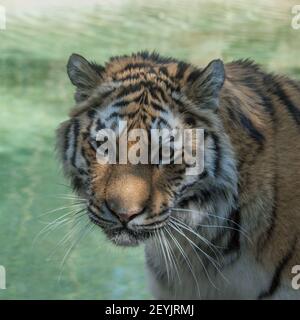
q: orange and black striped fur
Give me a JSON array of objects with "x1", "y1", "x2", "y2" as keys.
[{"x1": 56, "y1": 52, "x2": 300, "y2": 299}]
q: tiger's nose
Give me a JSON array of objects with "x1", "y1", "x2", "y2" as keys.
[
  {"x1": 105, "y1": 200, "x2": 145, "y2": 223},
  {"x1": 105, "y1": 165, "x2": 151, "y2": 224}
]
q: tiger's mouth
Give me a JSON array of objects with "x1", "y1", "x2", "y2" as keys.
[
  {"x1": 105, "y1": 228, "x2": 153, "y2": 246},
  {"x1": 88, "y1": 208, "x2": 170, "y2": 246}
]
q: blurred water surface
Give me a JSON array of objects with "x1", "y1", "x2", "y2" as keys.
[{"x1": 0, "y1": 0, "x2": 299, "y2": 299}]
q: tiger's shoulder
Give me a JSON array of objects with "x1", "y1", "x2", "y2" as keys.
[{"x1": 220, "y1": 59, "x2": 300, "y2": 298}]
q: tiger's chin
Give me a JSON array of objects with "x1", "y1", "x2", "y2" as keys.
[{"x1": 104, "y1": 227, "x2": 152, "y2": 247}]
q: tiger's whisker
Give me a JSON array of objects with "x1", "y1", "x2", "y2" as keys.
[
  {"x1": 169, "y1": 220, "x2": 221, "y2": 268},
  {"x1": 170, "y1": 216, "x2": 225, "y2": 262},
  {"x1": 171, "y1": 207, "x2": 249, "y2": 236},
  {"x1": 157, "y1": 228, "x2": 170, "y2": 284},
  {"x1": 162, "y1": 227, "x2": 181, "y2": 284},
  {"x1": 34, "y1": 208, "x2": 86, "y2": 245},
  {"x1": 169, "y1": 220, "x2": 228, "y2": 286},
  {"x1": 165, "y1": 225, "x2": 201, "y2": 298},
  {"x1": 46, "y1": 212, "x2": 88, "y2": 261},
  {"x1": 58, "y1": 221, "x2": 94, "y2": 283},
  {"x1": 38, "y1": 203, "x2": 85, "y2": 218}
]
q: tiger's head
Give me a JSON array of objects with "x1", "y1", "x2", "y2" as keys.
[{"x1": 56, "y1": 52, "x2": 237, "y2": 246}]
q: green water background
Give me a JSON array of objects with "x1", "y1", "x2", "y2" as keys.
[{"x1": 0, "y1": 0, "x2": 299, "y2": 299}]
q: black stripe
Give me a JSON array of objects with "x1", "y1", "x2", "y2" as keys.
[
  {"x1": 101, "y1": 88, "x2": 115, "y2": 99},
  {"x1": 87, "y1": 109, "x2": 96, "y2": 119},
  {"x1": 96, "y1": 118, "x2": 105, "y2": 131},
  {"x1": 232, "y1": 75, "x2": 276, "y2": 130},
  {"x1": 63, "y1": 122, "x2": 72, "y2": 161},
  {"x1": 176, "y1": 62, "x2": 189, "y2": 79},
  {"x1": 151, "y1": 101, "x2": 167, "y2": 113},
  {"x1": 123, "y1": 62, "x2": 150, "y2": 71},
  {"x1": 210, "y1": 133, "x2": 221, "y2": 177},
  {"x1": 226, "y1": 97, "x2": 265, "y2": 145},
  {"x1": 114, "y1": 92, "x2": 145, "y2": 108},
  {"x1": 198, "y1": 187, "x2": 215, "y2": 203},
  {"x1": 71, "y1": 119, "x2": 80, "y2": 167},
  {"x1": 106, "y1": 110, "x2": 141, "y2": 121},
  {"x1": 116, "y1": 83, "x2": 143, "y2": 99},
  {"x1": 237, "y1": 111, "x2": 265, "y2": 144},
  {"x1": 158, "y1": 117, "x2": 172, "y2": 129},
  {"x1": 77, "y1": 168, "x2": 88, "y2": 176},
  {"x1": 119, "y1": 72, "x2": 177, "y2": 91},
  {"x1": 237, "y1": 74, "x2": 272, "y2": 118},
  {"x1": 71, "y1": 176, "x2": 83, "y2": 192},
  {"x1": 173, "y1": 167, "x2": 186, "y2": 175},
  {"x1": 105, "y1": 112, "x2": 119, "y2": 121},
  {"x1": 92, "y1": 203, "x2": 103, "y2": 213},
  {"x1": 198, "y1": 169, "x2": 208, "y2": 179},
  {"x1": 118, "y1": 74, "x2": 146, "y2": 83},
  {"x1": 172, "y1": 93, "x2": 185, "y2": 109},
  {"x1": 201, "y1": 188, "x2": 215, "y2": 203},
  {"x1": 268, "y1": 76, "x2": 300, "y2": 127},
  {"x1": 187, "y1": 69, "x2": 202, "y2": 83},
  {"x1": 112, "y1": 100, "x2": 132, "y2": 108},
  {"x1": 277, "y1": 85, "x2": 300, "y2": 125},
  {"x1": 226, "y1": 106, "x2": 237, "y2": 123},
  {"x1": 141, "y1": 114, "x2": 148, "y2": 122},
  {"x1": 223, "y1": 208, "x2": 241, "y2": 255},
  {"x1": 178, "y1": 194, "x2": 200, "y2": 207},
  {"x1": 258, "y1": 237, "x2": 297, "y2": 299},
  {"x1": 263, "y1": 203, "x2": 277, "y2": 244},
  {"x1": 159, "y1": 66, "x2": 169, "y2": 78},
  {"x1": 259, "y1": 91, "x2": 276, "y2": 120},
  {"x1": 150, "y1": 86, "x2": 169, "y2": 103},
  {"x1": 85, "y1": 111, "x2": 96, "y2": 142},
  {"x1": 153, "y1": 75, "x2": 177, "y2": 91},
  {"x1": 81, "y1": 146, "x2": 90, "y2": 168}
]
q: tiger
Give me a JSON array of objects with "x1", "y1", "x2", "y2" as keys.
[{"x1": 56, "y1": 51, "x2": 300, "y2": 299}]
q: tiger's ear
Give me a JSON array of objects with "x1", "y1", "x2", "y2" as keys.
[
  {"x1": 186, "y1": 59, "x2": 225, "y2": 111},
  {"x1": 67, "y1": 53, "x2": 104, "y2": 102}
]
